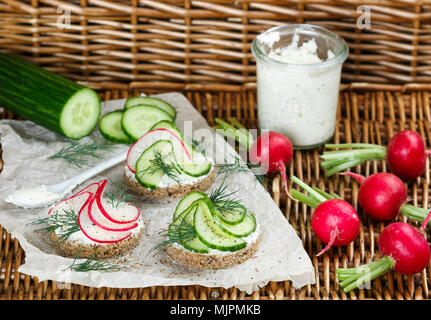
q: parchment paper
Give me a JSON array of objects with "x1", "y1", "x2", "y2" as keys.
[{"x1": 0, "y1": 93, "x2": 314, "y2": 294}]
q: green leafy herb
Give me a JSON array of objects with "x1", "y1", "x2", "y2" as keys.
[
  {"x1": 66, "y1": 257, "x2": 124, "y2": 272},
  {"x1": 209, "y1": 181, "x2": 246, "y2": 215},
  {"x1": 105, "y1": 180, "x2": 136, "y2": 208},
  {"x1": 216, "y1": 156, "x2": 250, "y2": 178},
  {"x1": 216, "y1": 155, "x2": 268, "y2": 189},
  {"x1": 28, "y1": 209, "x2": 80, "y2": 243},
  {"x1": 148, "y1": 214, "x2": 197, "y2": 254},
  {"x1": 48, "y1": 141, "x2": 113, "y2": 168},
  {"x1": 137, "y1": 149, "x2": 182, "y2": 185}
]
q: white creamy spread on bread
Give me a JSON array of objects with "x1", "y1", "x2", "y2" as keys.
[{"x1": 124, "y1": 162, "x2": 213, "y2": 189}]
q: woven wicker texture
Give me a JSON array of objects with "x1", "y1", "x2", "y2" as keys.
[
  {"x1": 1, "y1": 0, "x2": 431, "y2": 87},
  {"x1": 0, "y1": 87, "x2": 431, "y2": 300}
]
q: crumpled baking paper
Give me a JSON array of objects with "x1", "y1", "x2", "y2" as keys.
[{"x1": 0, "y1": 92, "x2": 314, "y2": 294}]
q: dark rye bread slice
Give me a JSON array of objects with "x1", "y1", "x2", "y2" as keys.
[
  {"x1": 50, "y1": 228, "x2": 143, "y2": 259},
  {"x1": 166, "y1": 234, "x2": 261, "y2": 269},
  {"x1": 124, "y1": 166, "x2": 215, "y2": 199}
]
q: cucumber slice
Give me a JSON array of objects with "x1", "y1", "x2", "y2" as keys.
[
  {"x1": 179, "y1": 151, "x2": 212, "y2": 177},
  {"x1": 168, "y1": 204, "x2": 209, "y2": 253},
  {"x1": 194, "y1": 200, "x2": 246, "y2": 252},
  {"x1": 124, "y1": 96, "x2": 176, "y2": 119},
  {"x1": 135, "y1": 140, "x2": 179, "y2": 190},
  {"x1": 99, "y1": 110, "x2": 130, "y2": 144},
  {"x1": 180, "y1": 206, "x2": 210, "y2": 253},
  {"x1": 122, "y1": 105, "x2": 174, "y2": 141},
  {"x1": 60, "y1": 88, "x2": 101, "y2": 139},
  {"x1": 215, "y1": 202, "x2": 246, "y2": 225},
  {"x1": 150, "y1": 120, "x2": 212, "y2": 177},
  {"x1": 150, "y1": 120, "x2": 183, "y2": 139},
  {"x1": 214, "y1": 213, "x2": 256, "y2": 238},
  {"x1": 173, "y1": 191, "x2": 207, "y2": 220}
]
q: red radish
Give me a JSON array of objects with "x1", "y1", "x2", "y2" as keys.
[
  {"x1": 78, "y1": 191, "x2": 133, "y2": 244},
  {"x1": 95, "y1": 180, "x2": 140, "y2": 224},
  {"x1": 249, "y1": 131, "x2": 293, "y2": 195},
  {"x1": 126, "y1": 128, "x2": 191, "y2": 173},
  {"x1": 312, "y1": 199, "x2": 360, "y2": 256},
  {"x1": 290, "y1": 176, "x2": 360, "y2": 256},
  {"x1": 386, "y1": 130, "x2": 428, "y2": 180},
  {"x1": 321, "y1": 130, "x2": 430, "y2": 180},
  {"x1": 88, "y1": 196, "x2": 138, "y2": 232},
  {"x1": 48, "y1": 181, "x2": 102, "y2": 215},
  {"x1": 337, "y1": 217, "x2": 431, "y2": 292},
  {"x1": 379, "y1": 222, "x2": 430, "y2": 274},
  {"x1": 342, "y1": 172, "x2": 407, "y2": 221}
]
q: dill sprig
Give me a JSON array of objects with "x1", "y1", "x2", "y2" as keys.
[
  {"x1": 216, "y1": 155, "x2": 250, "y2": 178},
  {"x1": 137, "y1": 149, "x2": 182, "y2": 185},
  {"x1": 48, "y1": 141, "x2": 113, "y2": 168},
  {"x1": 148, "y1": 217, "x2": 197, "y2": 254},
  {"x1": 105, "y1": 180, "x2": 136, "y2": 208},
  {"x1": 209, "y1": 181, "x2": 245, "y2": 215},
  {"x1": 216, "y1": 155, "x2": 268, "y2": 189},
  {"x1": 28, "y1": 209, "x2": 80, "y2": 243},
  {"x1": 66, "y1": 257, "x2": 124, "y2": 272}
]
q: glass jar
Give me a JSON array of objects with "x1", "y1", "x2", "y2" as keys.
[{"x1": 252, "y1": 24, "x2": 348, "y2": 149}]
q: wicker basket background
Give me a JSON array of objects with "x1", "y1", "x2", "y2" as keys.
[
  {"x1": 1, "y1": 1, "x2": 431, "y2": 300},
  {"x1": 1, "y1": 0, "x2": 431, "y2": 88}
]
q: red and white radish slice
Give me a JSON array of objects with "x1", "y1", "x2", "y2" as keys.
[
  {"x1": 48, "y1": 181, "x2": 102, "y2": 215},
  {"x1": 88, "y1": 196, "x2": 138, "y2": 232},
  {"x1": 95, "y1": 180, "x2": 140, "y2": 224},
  {"x1": 78, "y1": 195, "x2": 132, "y2": 244},
  {"x1": 126, "y1": 128, "x2": 191, "y2": 173}
]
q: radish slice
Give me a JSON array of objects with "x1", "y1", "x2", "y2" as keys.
[
  {"x1": 87, "y1": 196, "x2": 138, "y2": 232},
  {"x1": 50, "y1": 191, "x2": 94, "y2": 217},
  {"x1": 48, "y1": 181, "x2": 102, "y2": 215},
  {"x1": 95, "y1": 180, "x2": 140, "y2": 224},
  {"x1": 78, "y1": 195, "x2": 132, "y2": 244},
  {"x1": 126, "y1": 128, "x2": 191, "y2": 173}
]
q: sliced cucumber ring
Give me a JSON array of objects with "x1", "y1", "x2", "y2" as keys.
[
  {"x1": 214, "y1": 202, "x2": 246, "y2": 225},
  {"x1": 60, "y1": 88, "x2": 101, "y2": 139},
  {"x1": 99, "y1": 110, "x2": 130, "y2": 144},
  {"x1": 194, "y1": 200, "x2": 246, "y2": 252},
  {"x1": 122, "y1": 105, "x2": 174, "y2": 141},
  {"x1": 135, "y1": 140, "x2": 179, "y2": 190},
  {"x1": 150, "y1": 120, "x2": 183, "y2": 139},
  {"x1": 125, "y1": 96, "x2": 177, "y2": 119},
  {"x1": 173, "y1": 191, "x2": 207, "y2": 220},
  {"x1": 213, "y1": 213, "x2": 256, "y2": 238}
]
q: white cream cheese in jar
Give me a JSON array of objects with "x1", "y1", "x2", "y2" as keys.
[{"x1": 252, "y1": 24, "x2": 348, "y2": 148}]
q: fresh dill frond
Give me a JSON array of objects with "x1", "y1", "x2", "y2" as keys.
[
  {"x1": 148, "y1": 217, "x2": 197, "y2": 254},
  {"x1": 209, "y1": 181, "x2": 245, "y2": 215},
  {"x1": 48, "y1": 141, "x2": 113, "y2": 168},
  {"x1": 216, "y1": 155, "x2": 250, "y2": 178},
  {"x1": 66, "y1": 257, "x2": 124, "y2": 272},
  {"x1": 105, "y1": 180, "x2": 136, "y2": 208},
  {"x1": 28, "y1": 209, "x2": 80, "y2": 243},
  {"x1": 137, "y1": 149, "x2": 182, "y2": 185},
  {"x1": 216, "y1": 155, "x2": 268, "y2": 190}
]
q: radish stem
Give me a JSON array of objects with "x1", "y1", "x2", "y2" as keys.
[
  {"x1": 290, "y1": 189, "x2": 320, "y2": 208},
  {"x1": 320, "y1": 143, "x2": 386, "y2": 177},
  {"x1": 401, "y1": 204, "x2": 431, "y2": 228},
  {"x1": 337, "y1": 256, "x2": 395, "y2": 292},
  {"x1": 290, "y1": 175, "x2": 327, "y2": 204}
]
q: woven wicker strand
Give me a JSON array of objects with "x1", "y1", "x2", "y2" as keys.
[
  {"x1": 1, "y1": 1, "x2": 431, "y2": 86},
  {"x1": 1, "y1": 87, "x2": 431, "y2": 300}
]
